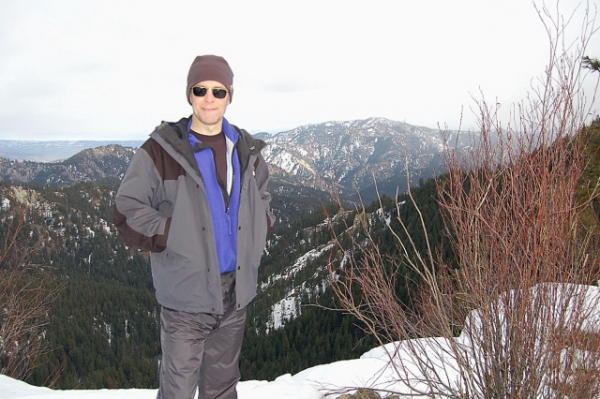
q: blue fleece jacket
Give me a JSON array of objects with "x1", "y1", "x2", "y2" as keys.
[{"x1": 187, "y1": 118, "x2": 241, "y2": 274}]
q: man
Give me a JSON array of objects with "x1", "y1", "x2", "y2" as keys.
[{"x1": 113, "y1": 55, "x2": 274, "y2": 399}]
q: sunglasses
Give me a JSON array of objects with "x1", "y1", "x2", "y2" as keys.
[{"x1": 192, "y1": 86, "x2": 228, "y2": 99}]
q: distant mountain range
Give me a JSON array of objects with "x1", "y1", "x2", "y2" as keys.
[
  {"x1": 262, "y1": 117, "x2": 468, "y2": 200},
  {"x1": 0, "y1": 118, "x2": 468, "y2": 200},
  {"x1": 0, "y1": 140, "x2": 143, "y2": 162}
]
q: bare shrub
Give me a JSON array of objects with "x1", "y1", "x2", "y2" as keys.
[
  {"x1": 0, "y1": 190, "x2": 60, "y2": 382},
  {"x1": 330, "y1": 2, "x2": 600, "y2": 398}
]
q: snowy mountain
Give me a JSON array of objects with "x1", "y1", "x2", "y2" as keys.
[
  {"x1": 0, "y1": 118, "x2": 465, "y2": 200},
  {"x1": 0, "y1": 140, "x2": 143, "y2": 163},
  {"x1": 263, "y1": 117, "x2": 462, "y2": 197},
  {"x1": 0, "y1": 144, "x2": 135, "y2": 186}
]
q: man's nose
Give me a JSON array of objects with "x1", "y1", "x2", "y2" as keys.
[{"x1": 205, "y1": 91, "x2": 217, "y2": 101}]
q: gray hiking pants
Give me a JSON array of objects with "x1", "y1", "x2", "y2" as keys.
[{"x1": 157, "y1": 272, "x2": 247, "y2": 399}]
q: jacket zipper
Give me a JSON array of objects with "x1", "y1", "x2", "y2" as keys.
[{"x1": 209, "y1": 145, "x2": 237, "y2": 235}]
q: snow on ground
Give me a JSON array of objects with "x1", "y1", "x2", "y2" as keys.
[
  {"x1": 3, "y1": 283, "x2": 600, "y2": 398},
  {"x1": 0, "y1": 344, "x2": 396, "y2": 399},
  {"x1": 0, "y1": 342, "x2": 420, "y2": 399}
]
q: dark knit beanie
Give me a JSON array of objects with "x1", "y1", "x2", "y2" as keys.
[{"x1": 186, "y1": 55, "x2": 234, "y2": 104}]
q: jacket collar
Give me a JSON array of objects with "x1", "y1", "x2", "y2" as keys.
[
  {"x1": 186, "y1": 117, "x2": 239, "y2": 149},
  {"x1": 153, "y1": 116, "x2": 267, "y2": 173}
]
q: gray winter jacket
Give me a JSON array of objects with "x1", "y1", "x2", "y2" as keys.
[{"x1": 113, "y1": 117, "x2": 274, "y2": 314}]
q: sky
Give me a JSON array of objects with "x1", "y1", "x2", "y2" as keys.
[{"x1": 0, "y1": 0, "x2": 598, "y2": 141}]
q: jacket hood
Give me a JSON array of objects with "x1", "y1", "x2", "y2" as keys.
[{"x1": 153, "y1": 117, "x2": 198, "y2": 172}]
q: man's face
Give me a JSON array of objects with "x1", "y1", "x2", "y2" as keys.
[{"x1": 189, "y1": 80, "x2": 230, "y2": 134}]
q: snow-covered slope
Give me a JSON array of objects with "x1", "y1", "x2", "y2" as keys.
[{"x1": 2, "y1": 283, "x2": 600, "y2": 398}]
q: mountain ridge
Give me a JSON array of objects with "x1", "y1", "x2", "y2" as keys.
[{"x1": 0, "y1": 117, "x2": 466, "y2": 201}]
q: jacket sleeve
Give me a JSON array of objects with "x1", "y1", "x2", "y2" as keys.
[
  {"x1": 113, "y1": 146, "x2": 171, "y2": 252},
  {"x1": 254, "y1": 153, "x2": 276, "y2": 230}
]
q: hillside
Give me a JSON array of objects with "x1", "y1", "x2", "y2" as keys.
[
  {"x1": 5, "y1": 117, "x2": 595, "y2": 390},
  {"x1": 0, "y1": 164, "x2": 444, "y2": 389}
]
